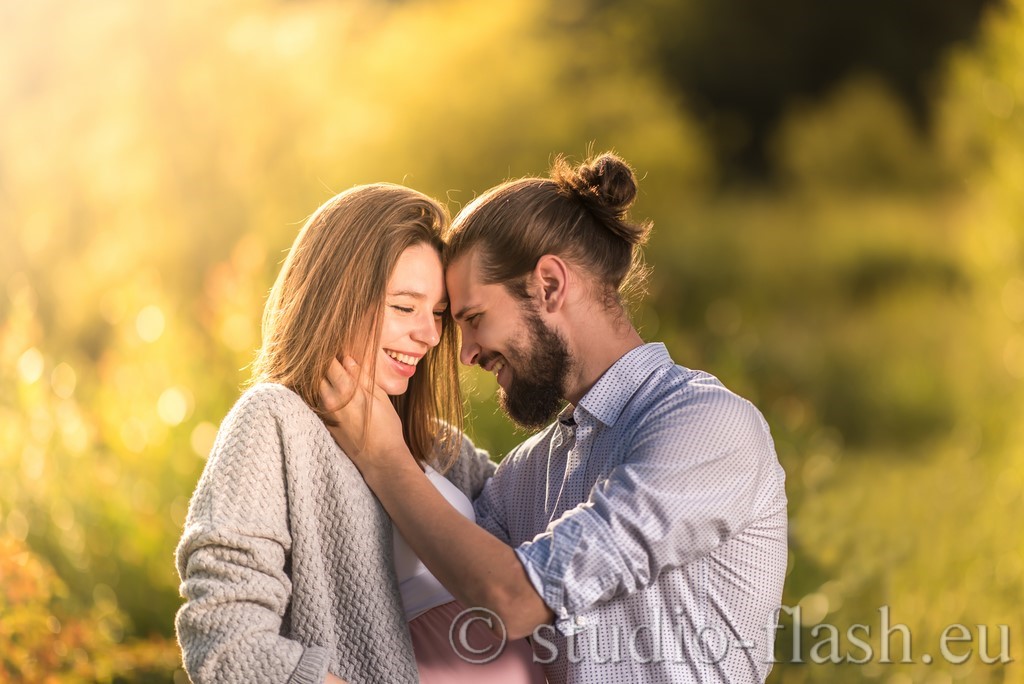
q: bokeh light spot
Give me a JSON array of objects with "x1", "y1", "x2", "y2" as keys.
[
  {"x1": 50, "y1": 499, "x2": 75, "y2": 532},
  {"x1": 93, "y1": 583, "x2": 118, "y2": 611},
  {"x1": 190, "y1": 421, "x2": 218, "y2": 459},
  {"x1": 17, "y1": 347, "x2": 44, "y2": 383},
  {"x1": 1002, "y1": 277, "x2": 1024, "y2": 323},
  {"x1": 802, "y1": 451, "x2": 837, "y2": 489},
  {"x1": 1003, "y1": 334, "x2": 1024, "y2": 378},
  {"x1": 51, "y1": 362, "x2": 77, "y2": 398},
  {"x1": 21, "y1": 445, "x2": 46, "y2": 480},
  {"x1": 798, "y1": 592, "x2": 829, "y2": 626},
  {"x1": 157, "y1": 387, "x2": 191, "y2": 426},
  {"x1": 5, "y1": 509, "x2": 29, "y2": 541},
  {"x1": 136, "y1": 305, "x2": 166, "y2": 342}
]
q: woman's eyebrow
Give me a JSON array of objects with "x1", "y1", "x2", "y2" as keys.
[{"x1": 388, "y1": 290, "x2": 449, "y2": 307}]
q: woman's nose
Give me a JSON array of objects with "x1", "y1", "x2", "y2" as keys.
[{"x1": 412, "y1": 311, "x2": 441, "y2": 347}]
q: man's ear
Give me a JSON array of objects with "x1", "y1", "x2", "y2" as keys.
[{"x1": 533, "y1": 254, "x2": 569, "y2": 313}]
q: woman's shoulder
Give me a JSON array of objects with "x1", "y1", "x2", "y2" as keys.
[
  {"x1": 222, "y1": 382, "x2": 316, "y2": 424},
  {"x1": 198, "y1": 382, "x2": 338, "y2": 476},
  {"x1": 211, "y1": 383, "x2": 322, "y2": 448},
  {"x1": 237, "y1": 381, "x2": 308, "y2": 410}
]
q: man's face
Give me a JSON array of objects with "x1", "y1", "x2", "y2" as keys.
[{"x1": 446, "y1": 251, "x2": 573, "y2": 429}]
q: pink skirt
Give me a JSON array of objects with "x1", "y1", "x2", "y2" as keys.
[{"x1": 408, "y1": 600, "x2": 547, "y2": 683}]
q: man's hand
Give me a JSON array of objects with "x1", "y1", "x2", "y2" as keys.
[
  {"x1": 319, "y1": 357, "x2": 408, "y2": 476},
  {"x1": 319, "y1": 357, "x2": 554, "y2": 640}
]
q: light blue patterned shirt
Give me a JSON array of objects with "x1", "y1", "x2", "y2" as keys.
[{"x1": 474, "y1": 343, "x2": 788, "y2": 683}]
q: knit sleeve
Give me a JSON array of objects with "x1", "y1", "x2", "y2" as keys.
[
  {"x1": 175, "y1": 386, "x2": 330, "y2": 684},
  {"x1": 445, "y1": 431, "x2": 497, "y2": 500}
]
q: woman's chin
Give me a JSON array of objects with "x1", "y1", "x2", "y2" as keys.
[{"x1": 378, "y1": 377, "x2": 410, "y2": 397}]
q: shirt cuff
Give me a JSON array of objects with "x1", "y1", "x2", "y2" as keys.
[{"x1": 515, "y1": 542, "x2": 590, "y2": 637}]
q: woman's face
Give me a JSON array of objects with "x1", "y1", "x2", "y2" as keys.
[{"x1": 374, "y1": 242, "x2": 447, "y2": 396}]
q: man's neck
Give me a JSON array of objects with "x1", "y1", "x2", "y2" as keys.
[{"x1": 563, "y1": 315, "x2": 645, "y2": 406}]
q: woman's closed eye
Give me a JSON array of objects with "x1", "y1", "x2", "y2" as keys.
[{"x1": 391, "y1": 304, "x2": 447, "y2": 318}]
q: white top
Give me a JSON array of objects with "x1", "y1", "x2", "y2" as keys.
[{"x1": 393, "y1": 464, "x2": 475, "y2": 620}]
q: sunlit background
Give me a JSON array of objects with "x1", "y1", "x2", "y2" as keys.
[{"x1": 2, "y1": 0, "x2": 1023, "y2": 681}]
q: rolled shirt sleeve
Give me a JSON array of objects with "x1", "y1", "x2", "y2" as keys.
[{"x1": 514, "y1": 388, "x2": 781, "y2": 636}]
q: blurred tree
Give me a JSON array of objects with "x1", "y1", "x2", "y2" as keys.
[
  {"x1": 771, "y1": 75, "x2": 946, "y2": 192},
  {"x1": 3, "y1": 0, "x2": 1023, "y2": 680},
  {"x1": 588, "y1": 0, "x2": 995, "y2": 180},
  {"x1": 0, "y1": 0, "x2": 710, "y2": 651},
  {"x1": 0, "y1": 534, "x2": 179, "y2": 682}
]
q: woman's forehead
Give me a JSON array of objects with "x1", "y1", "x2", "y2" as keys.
[{"x1": 388, "y1": 244, "x2": 445, "y2": 300}]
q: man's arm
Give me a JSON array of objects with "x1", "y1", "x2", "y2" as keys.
[
  {"x1": 320, "y1": 358, "x2": 553, "y2": 639},
  {"x1": 514, "y1": 386, "x2": 787, "y2": 632}
]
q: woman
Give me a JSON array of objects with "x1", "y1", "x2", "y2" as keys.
[{"x1": 175, "y1": 184, "x2": 545, "y2": 683}]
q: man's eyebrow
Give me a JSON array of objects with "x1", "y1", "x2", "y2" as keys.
[{"x1": 452, "y1": 305, "x2": 478, "y2": 322}]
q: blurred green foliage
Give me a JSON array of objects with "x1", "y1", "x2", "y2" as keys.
[
  {"x1": 609, "y1": 0, "x2": 994, "y2": 178},
  {"x1": 1, "y1": 0, "x2": 1022, "y2": 681}
]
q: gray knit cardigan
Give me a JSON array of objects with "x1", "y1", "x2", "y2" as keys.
[{"x1": 175, "y1": 383, "x2": 496, "y2": 684}]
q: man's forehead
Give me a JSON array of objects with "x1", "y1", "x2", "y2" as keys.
[
  {"x1": 445, "y1": 252, "x2": 482, "y2": 299},
  {"x1": 446, "y1": 250, "x2": 510, "y2": 320}
]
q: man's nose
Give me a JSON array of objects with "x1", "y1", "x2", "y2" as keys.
[{"x1": 459, "y1": 334, "x2": 480, "y2": 366}]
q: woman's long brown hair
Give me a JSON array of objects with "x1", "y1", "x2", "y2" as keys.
[{"x1": 250, "y1": 184, "x2": 462, "y2": 470}]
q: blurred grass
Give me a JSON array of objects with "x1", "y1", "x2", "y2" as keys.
[{"x1": 1, "y1": 0, "x2": 1022, "y2": 681}]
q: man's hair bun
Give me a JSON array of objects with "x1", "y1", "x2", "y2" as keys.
[{"x1": 551, "y1": 152, "x2": 648, "y2": 246}]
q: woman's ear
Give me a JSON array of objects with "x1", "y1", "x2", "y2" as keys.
[{"x1": 533, "y1": 254, "x2": 569, "y2": 313}]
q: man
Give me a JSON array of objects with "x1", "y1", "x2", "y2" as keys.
[{"x1": 321, "y1": 152, "x2": 788, "y2": 682}]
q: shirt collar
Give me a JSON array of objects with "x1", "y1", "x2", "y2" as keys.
[
  {"x1": 574, "y1": 343, "x2": 673, "y2": 427},
  {"x1": 557, "y1": 404, "x2": 576, "y2": 427}
]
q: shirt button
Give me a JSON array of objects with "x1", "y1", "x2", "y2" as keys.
[{"x1": 574, "y1": 616, "x2": 587, "y2": 627}]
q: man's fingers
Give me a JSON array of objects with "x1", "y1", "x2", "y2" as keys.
[
  {"x1": 321, "y1": 358, "x2": 360, "y2": 413},
  {"x1": 342, "y1": 356, "x2": 380, "y2": 397},
  {"x1": 319, "y1": 377, "x2": 340, "y2": 410},
  {"x1": 326, "y1": 357, "x2": 351, "y2": 390}
]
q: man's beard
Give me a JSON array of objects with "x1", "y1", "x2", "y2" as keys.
[{"x1": 497, "y1": 309, "x2": 573, "y2": 430}]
